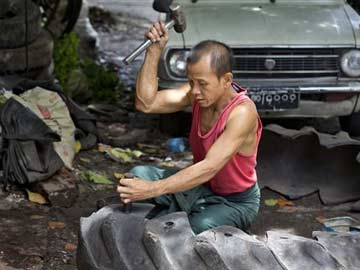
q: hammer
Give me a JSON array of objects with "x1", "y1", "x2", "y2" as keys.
[{"x1": 123, "y1": 3, "x2": 186, "y2": 65}]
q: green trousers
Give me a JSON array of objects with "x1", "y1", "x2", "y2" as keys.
[{"x1": 130, "y1": 165, "x2": 260, "y2": 234}]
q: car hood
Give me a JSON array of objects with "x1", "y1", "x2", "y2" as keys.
[{"x1": 168, "y1": 3, "x2": 355, "y2": 47}]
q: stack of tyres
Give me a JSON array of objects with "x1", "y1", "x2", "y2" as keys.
[
  {"x1": 0, "y1": 0, "x2": 54, "y2": 80},
  {"x1": 42, "y1": 0, "x2": 83, "y2": 39}
]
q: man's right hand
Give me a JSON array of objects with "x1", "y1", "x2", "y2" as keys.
[
  {"x1": 145, "y1": 21, "x2": 169, "y2": 55},
  {"x1": 135, "y1": 20, "x2": 191, "y2": 114}
]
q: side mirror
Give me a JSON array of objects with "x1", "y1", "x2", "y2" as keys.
[{"x1": 153, "y1": 0, "x2": 173, "y2": 13}]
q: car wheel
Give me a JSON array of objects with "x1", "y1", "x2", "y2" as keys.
[
  {"x1": 0, "y1": 30, "x2": 53, "y2": 73},
  {"x1": 340, "y1": 112, "x2": 360, "y2": 137},
  {"x1": 0, "y1": 0, "x2": 42, "y2": 49}
]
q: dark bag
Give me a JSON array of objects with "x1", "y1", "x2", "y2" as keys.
[{"x1": 0, "y1": 98, "x2": 64, "y2": 185}]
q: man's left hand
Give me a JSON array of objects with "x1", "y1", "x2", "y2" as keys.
[{"x1": 117, "y1": 177, "x2": 160, "y2": 203}]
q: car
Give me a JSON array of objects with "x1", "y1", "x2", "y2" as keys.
[{"x1": 154, "y1": 0, "x2": 360, "y2": 135}]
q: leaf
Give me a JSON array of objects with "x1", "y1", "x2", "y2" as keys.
[
  {"x1": 277, "y1": 198, "x2": 294, "y2": 207},
  {"x1": 159, "y1": 161, "x2": 176, "y2": 168},
  {"x1": 64, "y1": 243, "x2": 77, "y2": 251},
  {"x1": 98, "y1": 143, "x2": 112, "y2": 152},
  {"x1": 108, "y1": 148, "x2": 133, "y2": 163},
  {"x1": 48, "y1": 221, "x2": 66, "y2": 230},
  {"x1": 79, "y1": 157, "x2": 91, "y2": 163},
  {"x1": 26, "y1": 189, "x2": 47, "y2": 204},
  {"x1": 265, "y1": 199, "x2": 278, "y2": 207},
  {"x1": 132, "y1": 150, "x2": 144, "y2": 158},
  {"x1": 75, "y1": 141, "x2": 81, "y2": 153},
  {"x1": 84, "y1": 171, "x2": 113, "y2": 185},
  {"x1": 114, "y1": 172, "x2": 124, "y2": 180}
]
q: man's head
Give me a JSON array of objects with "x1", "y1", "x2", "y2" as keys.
[
  {"x1": 186, "y1": 40, "x2": 234, "y2": 107},
  {"x1": 187, "y1": 40, "x2": 233, "y2": 78}
]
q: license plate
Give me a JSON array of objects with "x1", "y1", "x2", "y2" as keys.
[{"x1": 248, "y1": 88, "x2": 300, "y2": 111}]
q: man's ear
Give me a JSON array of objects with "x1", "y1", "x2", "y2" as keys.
[{"x1": 223, "y1": 72, "x2": 233, "y2": 88}]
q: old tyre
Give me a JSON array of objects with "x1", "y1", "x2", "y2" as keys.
[
  {"x1": 0, "y1": 30, "x2": 54, "y2": 73},
  {"x1": 21, "y1": 61, "x2": 55, "y2": 81},
  {"x1": 36, "y1": 0, "x2": 82, "y2": 39},
  {"x1": 340, "y1": 112, "x2": 360, "y2": 137},
  {"x1": 0, "y1": 0, "x2": 42, "y2": 49},
  {"x1": 0, "y1": 1, "x2": 11, "y2": 16}
]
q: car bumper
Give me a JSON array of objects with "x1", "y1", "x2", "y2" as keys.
[
  {"x1": 160, "y1": 80, "x2": 360, "y2": 118},
  {"x1": 260, "y1": 96, "x2": 359, "y2": 118}
]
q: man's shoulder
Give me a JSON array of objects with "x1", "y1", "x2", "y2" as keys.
[
  {"x1": 226, "y1": 97, "x2": 259, "y2": 133},
  {"x1": 231, "y1": 96, "x2": 258, "y2": 119}
]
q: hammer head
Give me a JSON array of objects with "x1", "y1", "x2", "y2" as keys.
[
  {"x1": 169, "y1": 3, "x2": 186, "y2": 33},
  {"x1": 153, "y1": 0, "x2": 173, "y2": 13}
]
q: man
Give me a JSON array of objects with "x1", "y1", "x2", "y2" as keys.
[{"x1": 117, "y1": 21, "x2": 262, "y2": 234}]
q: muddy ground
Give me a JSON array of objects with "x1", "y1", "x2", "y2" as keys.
[{"x1": 0, "y1": 1, "x2": 360, "y2": 269}]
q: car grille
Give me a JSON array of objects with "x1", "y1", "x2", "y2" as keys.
[{"x1": 232, "y1": 48, "x2": 340, "y2": 79}]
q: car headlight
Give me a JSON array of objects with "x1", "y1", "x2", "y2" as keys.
[
  {"x1": 341, "y1": 50, "x2": 360, "y2": 77},
  {"x1": 167, "y1": 50, "x2": 190, "y2": 77}
]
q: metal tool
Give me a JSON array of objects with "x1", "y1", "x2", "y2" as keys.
[{"x1": 123, "y1": 3, "x2": 186, "y2": 65}]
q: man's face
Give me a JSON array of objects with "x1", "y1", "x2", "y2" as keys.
[{"x1": 187, "y1": 54, "x2": 226, "y2": 108}]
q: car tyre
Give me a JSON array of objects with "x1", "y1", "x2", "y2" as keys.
[
  {"x1": 0, "y1": 0, "x2": 42, "y2": 49},
  {"x1": 26, "y1": 61, "x2": 55, "y2": 81},
  {"x1": 340, "y1": 112, "x2": 360, "y2": 137},
  {"x1": 0, "y1": 30, "x2": 53, "y2": 73},
  {"x1": 44, "y1": 0, "x2": 83, "y2": 39}
]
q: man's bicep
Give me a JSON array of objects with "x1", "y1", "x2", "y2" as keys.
[{"x1": 145, "y1": 83, "x2": 191, "y2": 113}]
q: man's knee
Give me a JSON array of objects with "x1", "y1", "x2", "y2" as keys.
[
  {"x1": 189, "y1": 216, "x2": 221, "y2": 234},
  {"x1": 129, "y1": 165, "x2": 155, "y2": 180},
  {"x1": 189, "y1": 205, "x2": 259, "y2": 234},
  {"x1": 130, "y1": 165, "x2": 178, "y2": 181}
]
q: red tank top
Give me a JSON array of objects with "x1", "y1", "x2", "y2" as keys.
[{"x1": 189, "y1": 88, "x2": 262, "y2": 195}]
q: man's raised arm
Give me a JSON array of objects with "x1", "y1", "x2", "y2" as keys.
[{"x1": 135, "y1": 21, "x2": 191, "y2": 114}]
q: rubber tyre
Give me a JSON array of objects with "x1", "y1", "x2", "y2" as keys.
[
  {"x1": 45, "y1": 0, "x2": 82, "y2": 39},
  {"x1": 340, "y1": 112, "x2": 360, "y2": 137},
  {"x1": 0, "y1": 1, "x2": 11, "y2": 15},
  {"x1": 0, "y1": 30, "x2": 54, "y2": 73},
  {"x1": 0, "y1": 0, "x2": 42, "y2": 49},
  {"x1": 22, "y1": 61, "x2": 55, "y2": 81}
]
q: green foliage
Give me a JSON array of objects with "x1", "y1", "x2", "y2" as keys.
[
  {"x1": 82, "y1": 59, "x2": 122, "y2": 103},
  {"x1": 53, "y1": 32, "x2": 80, "y2": 95},
  {"x1": 53, "y1": 32, "x2": 122, "y2": 103}
]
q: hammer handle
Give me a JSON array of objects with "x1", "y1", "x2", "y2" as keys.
[
  {"x1": 123, "y1": 20, "x2": 175, "y2": 65},
  {"x1": 122, "y1": 173, "x2": 134, "y2": 213}
]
